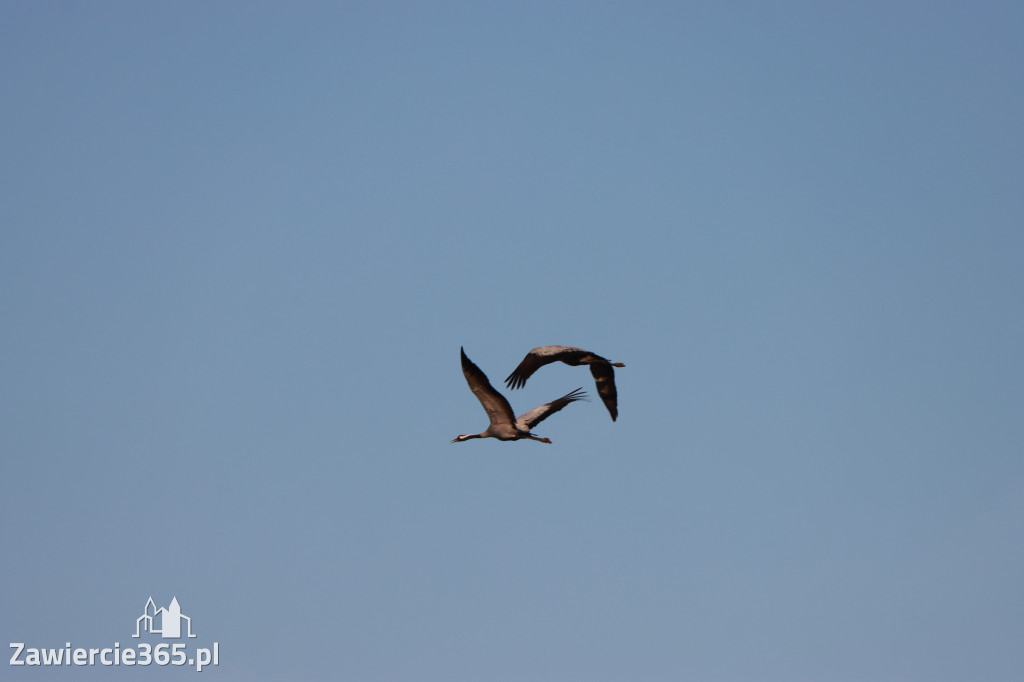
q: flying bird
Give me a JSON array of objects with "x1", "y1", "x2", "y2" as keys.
[
  {"x1": 452, "y1": 347, "x2": 587, "y2": 444},
  {"x1": 505, "y1": 345, "x2": 625, "y2": 421}
]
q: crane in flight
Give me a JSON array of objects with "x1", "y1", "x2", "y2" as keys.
[{"x1": 505, "y1": 345, "x2": 625, "y2": 421}]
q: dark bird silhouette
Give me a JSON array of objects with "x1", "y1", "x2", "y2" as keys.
[
  {"x1": 505, "y1": 345, "x2": 625, "y2": 421},
  {"x1": 452, "y1": 347, "x2": 587, "y2": 443}
]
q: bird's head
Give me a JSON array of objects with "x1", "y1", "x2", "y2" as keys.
[{"x1": 451, "y1": 434, "x2": 474, "y2": 443}]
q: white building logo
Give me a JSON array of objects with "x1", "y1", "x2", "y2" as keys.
[
  {"x1": 134, "y1": 597, "x2": 197, "y2": 639},
  {"x1": 11, "y1": 595, "x2": 218, "y2": 671}
]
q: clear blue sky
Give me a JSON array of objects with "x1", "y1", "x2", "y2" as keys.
[{"x1": 2, "y1": 2, "x2": 1022, "y2": 680}]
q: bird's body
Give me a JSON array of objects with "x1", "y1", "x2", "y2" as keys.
[
  {"x1": 453, "y1": 347, "x2": 586, "y2": 444},
  {"x1": 505, "y1": 345, "x2": 625, "y2": 421}
]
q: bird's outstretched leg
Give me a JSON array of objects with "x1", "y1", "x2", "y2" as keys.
[{"x1": 527, "y1": 435, "x2": 552, "y2": 444}]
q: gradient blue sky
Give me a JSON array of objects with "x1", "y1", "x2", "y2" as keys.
[{"x1": 2, "y1": 2, "x2": 1023, "y2": 680}]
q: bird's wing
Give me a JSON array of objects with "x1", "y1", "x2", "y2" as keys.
[
  {"x1": 589, "y1": 362, "x2": 618, "y2": 421},
  {"x1": 504, "y1": 345, "x2": 589, "y2": 389},
  {"x1": 516, "y1": 387, "x2": 588, "y2": 430},
  {"x1": 461, "y1": 348, "x2": 516, "y2": 428}
]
